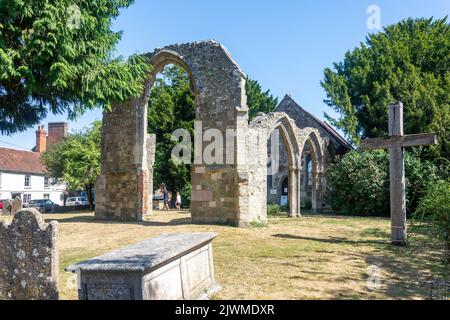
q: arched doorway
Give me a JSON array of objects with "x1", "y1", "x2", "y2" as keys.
[
  {"x1": 146, "y1": 64, "x2": 195, "y2": 213},
  {"x1": 95, "y1": 41, "x2": 251, "y2": 226},
  {"x1": 249, "y1": 112, "x2": 301, "y2": 220},
  {"x1": 298, "y1": 129, "x2": 325, "y2": 213},
  {"x1": 267, "y1": 128, "x2": 290, "y2": 207}
]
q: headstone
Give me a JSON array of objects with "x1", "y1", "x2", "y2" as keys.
[
  {"x1": 11, "y1": 196, "x2": 23, "y2": 216},
  {"x1": 361, "y1": 102, "x2": 437, "y2": 245},
  {"x1": 2, "y1": 199, "x2": 12, "y2": 215},
  {"x1": 0, "y1": 208, "x2": 59, "y2": 300},
  {"x1": 66, "y1": 233, "x2": 219, "y2": 300}
]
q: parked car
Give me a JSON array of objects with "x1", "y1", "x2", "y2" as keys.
[
  {"x1": 28, "y1": 199, "x2": 55, "y2": 213},
  {"x1": 66, "y1": 197, "x2": 87, "y2": 206},
  {"x1": 0, "y1": 201, "x2": 3, "y2": 209}
]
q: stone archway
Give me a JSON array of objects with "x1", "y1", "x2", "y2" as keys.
[
  {"x1": 248, "y1": 112, "x2": 302, "y2": 221},
  {"x1": 95, "y1": 40, "x2": 250, "y2": 226},
  {"x1": 298, "y1": 129, "x2": 325, "y2": 212}
]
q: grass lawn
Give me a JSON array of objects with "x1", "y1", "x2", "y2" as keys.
[{"x1": 1, "y1": 211, "x2": 447, "y2": 300}]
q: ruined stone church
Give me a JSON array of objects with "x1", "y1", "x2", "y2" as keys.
[
  {"x1": 267, "y1": 95, "x2": 352, "y2": 211},
  {"x1": 95, "y1": 40, "x2": 353, "y2": 226}
]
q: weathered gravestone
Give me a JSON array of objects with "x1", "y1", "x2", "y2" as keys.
[
  {"x1": 66, "y1": 233, "x2": 219, "y2": 300},
  {"x1": 11, "y1": 197, "x2": 23, "y2": 216},
  {"x1": 361, "y1": 102, "x2": 437, "y2": 245},
  {"x1": 2, "y1": 199, "x2": 12, "y2": 215},
  {"x1": 0, "y1": 208, "x2": 59, "y2": 300}
]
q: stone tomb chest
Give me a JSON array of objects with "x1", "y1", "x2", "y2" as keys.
[{"x1": 66, "y1": 233, "x2": 219, "y2": 300}]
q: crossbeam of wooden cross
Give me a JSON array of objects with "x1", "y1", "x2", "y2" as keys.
[
  {"x1": 360, "y1": 102, "x2": 438, "y2": 246},
  {"x1": 360, "y1": 133, "x2": 437, "y2": 150}
]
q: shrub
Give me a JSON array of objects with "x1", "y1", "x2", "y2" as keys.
[
  {"x1": 414, "y1": 180, "x2": 450, "y2": 263},
  {"x1": 267, "y1": 204, "x2": 281, "y2": 217},
  {"x1": 325, "y1": 150, "x2": 439, "y2": 216},
  {"x1": 405, "y1": 150, "x2": 441, "y2": 215},
  {"x1": 180, "y1": 184, "x2": 192, "y2": 208},
  {"x1": 301, "y1": 200, "x2": 312, "y2": 210},
  {"x1": 267, "y1": 204, "x2": 289, "y2": 217},
  {"x1": 325, "y1": 151, "x2": 389, "y2": 216}
]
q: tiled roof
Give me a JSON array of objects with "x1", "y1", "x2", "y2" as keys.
[{"x1": 0, "y1": 147, "x2": 47, "y2": 175}]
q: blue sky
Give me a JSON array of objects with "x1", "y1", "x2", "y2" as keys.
[{"x1": 1, "y1": 0, "x2": 449, "y2": 150}]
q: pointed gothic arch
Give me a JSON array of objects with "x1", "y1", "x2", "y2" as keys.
[
  {"x1": 249, "y1": 112, "x2": 302, "y2": 219},
  {"x1": 95, "y1": 40, "x2": 251, "y2": 226},
  {"x1": 298, "y1": 129, "x2": 326, "y2": 212}
]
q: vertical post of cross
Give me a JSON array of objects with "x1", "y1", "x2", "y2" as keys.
[
  {"x1": 361, "y1": 102, "x2": 437, "y2": 246},
  {"x1": 388, "y1": 103, "x2": 407, "y2": 245}
]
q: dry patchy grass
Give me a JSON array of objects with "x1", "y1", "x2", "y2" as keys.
[{"x1": 1, "y1": 211, "x2": 446, "y2": 300}]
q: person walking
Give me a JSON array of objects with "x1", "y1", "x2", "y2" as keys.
[
  {"x1": 175, "y1": 192, "x2": 182, "y2": 210},
  {"x1": 161, "y1": 183, "x2": 170, "y2": 211}
]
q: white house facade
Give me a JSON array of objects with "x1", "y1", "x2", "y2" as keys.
[
  {"x1": 0, "y1": 171, "x2": 66, "y2": 206},
  {"x1": 0, "y1": 148, "x2": 66, "y2": 206},
  {"x1": 0, "y1": 123, "x2": 69, "y2": 206}
]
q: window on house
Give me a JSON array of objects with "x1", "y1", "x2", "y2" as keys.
[
  {"x1": 44, "y1": 177, "x2": 50, "y2": 189},
  {"x1": 23, "y1": 194, "x2": 31, "y2": 204},
  {"x1": 44, "y1": 194, "x2": 50, "y2": 200},
  {"x1": 24, "y1": 175, "x2": 31, "y2": 188}
]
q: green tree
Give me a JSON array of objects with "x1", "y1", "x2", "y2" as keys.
[
  {"x1": 246, "y1": 77, "x2": 278, "y2": 120},
  {"x1": 325, "y1": 150, "x2": 439, "y2": 216},
  {"x1": 0, "y1": 0, "x2": 149, "y2": 135},
  {"x1": 148, "y1": 65, "x2": 195, "y2": 201},
  {"x1": 42, "y1": 121, "x2": 101, "y2": 209},
  {"x1": 321, "y1": 17, "x2": 450, "y2": 161}
]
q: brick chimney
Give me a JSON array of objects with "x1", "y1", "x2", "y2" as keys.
[
  {"x1": 35, "y1": 125, "x2": 47, "y2": 153},
  {"x1": 47, "y1": 122, "x2": 68, "y2": 146}
]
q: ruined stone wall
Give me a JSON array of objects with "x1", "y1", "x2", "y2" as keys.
[
  {"x1": 95, "y1": 98, "x2": 151, "y2": 221},
  {"x1": 275, "y1": 95, "x2": 355, "y2": 211},
  {"x1": 95, "y1": 41, "x2": 336, "y2": 225},
  {"x1": 96, "y1": 41, "x2": 250, "y2": 226},
  {"x1": 0, "y1": 209, "x2": 59, "y2": 300},
  {"x1": 245, "y1": 127, "x2": 268, "y2": 223},
  {"x1": 153, "y1": 42, "x2": 249, "y2": 226},
  {"x1": 248, "y1": 112, "x2": 304, "y2": 220}
]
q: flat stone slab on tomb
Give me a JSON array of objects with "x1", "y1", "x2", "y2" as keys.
[{"x1": 66, "y1": 233, "x2": 219, "y2": 300}]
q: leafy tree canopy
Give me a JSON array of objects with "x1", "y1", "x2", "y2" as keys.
[
  {"x1": 0, "y1": 0, "x2": 149, "y2": 135},
  {"x1": 322, "y1": 17, "x2": 450, "y2": 161},
  {"x1": 246, "y1": 77, "x2": 278, "y2": 120},
  {"x1": 42, "y1": 121, "x2": 101, "y2": 209},
  {"x1": 148, "y1": 65, "x2": 194, "y2": 202}
]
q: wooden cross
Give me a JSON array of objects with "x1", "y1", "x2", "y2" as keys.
[{"x1": 361, "y1": 102, "x2": 437, "y2": 246}]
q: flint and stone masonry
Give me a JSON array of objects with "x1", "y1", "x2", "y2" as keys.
[
  {"x1": 249, "y1": 112, "x2": 328, "y2": 217},
  {"x1": 95, "y1": 40, "x2": 330, "y2": 226},
  {"x1": 95, "y1": 40, "x2": 251, "y2": 226},
  {"x1": 0, "y1": 209, "x2": 59, "y2": 300}
]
